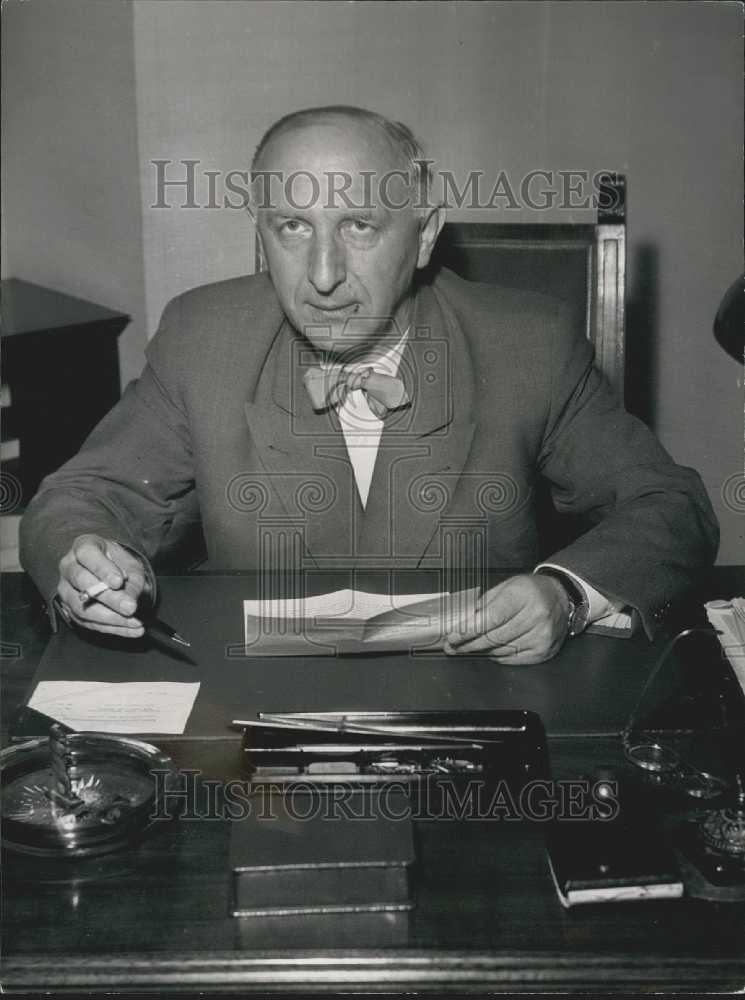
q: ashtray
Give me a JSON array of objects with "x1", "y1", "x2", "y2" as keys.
[{"x1": 1, "y1": 728, "x2": 179, "y2": 859}]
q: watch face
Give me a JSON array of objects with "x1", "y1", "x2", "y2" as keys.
[{"x1": 1, "y1": 734, "x2": 179, "y2": 859}]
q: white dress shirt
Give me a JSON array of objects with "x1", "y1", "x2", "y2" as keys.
[
  {"x1": 327, "y1": 331, "x2": 632, "y2": 632},
  {"x1": 327, "y1": 329, "x2": 409, "y2": 509}
]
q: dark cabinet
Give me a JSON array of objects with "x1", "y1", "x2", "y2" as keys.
[{"x1": 1, "y1": 279, "x2": 129, "y2": 510}]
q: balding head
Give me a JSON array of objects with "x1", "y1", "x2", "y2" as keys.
[
  {"x1": 251, "y1": 106, "x2": 444, "y2": 356},
  {"x1": 251, "y1": 105, "x2": 432, "y2": 209}
]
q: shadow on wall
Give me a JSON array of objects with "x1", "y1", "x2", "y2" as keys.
[{"x1": 625, "y1": 243, "x2": 659, "y2": 429}]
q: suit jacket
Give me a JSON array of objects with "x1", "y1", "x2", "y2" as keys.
[{"x1": 20, "y1": 268, "x2": 719, "y2": 637}]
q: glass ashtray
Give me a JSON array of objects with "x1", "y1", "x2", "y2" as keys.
[{"x1": 1, "y1": 732, "x2": 180, "y2": 858}]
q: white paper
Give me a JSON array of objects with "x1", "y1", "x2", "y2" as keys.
[
  {"x1": 27, "y1": 680, "x2": 200, "y2": 734},
  {"x1": 242, "y1": 588, "x2": 454, "y2": 655},
  {"x1": 243, "y1": 588, "x2": 446, "y2": 623},
  {"x1": 705, "y1": 598, "x2": 745, "y2": 696}
]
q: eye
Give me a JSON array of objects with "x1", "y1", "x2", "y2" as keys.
[
  {"x1": 341, "y1": 218, "x2": 377, "y2": 240},
  {"x1": 278, "y1": 219, "x2": 310, "y2": 236}
]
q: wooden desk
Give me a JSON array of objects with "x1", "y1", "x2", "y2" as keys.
[{"x1": 2, "y1": 570, "x2": 745, "y2": 993}]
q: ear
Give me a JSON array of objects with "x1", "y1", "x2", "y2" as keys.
[
  {"x1": 416, "y1": 205, "x2": 446, "y2": 269},
  {"x1": 247, "y1": 206, "x2": 269, "y2": 274},
  {"x1": 255, "y1": 227, "x2": 268, "y2": 274}
]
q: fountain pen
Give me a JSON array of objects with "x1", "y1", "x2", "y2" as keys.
[{"x1": 54, "y1": 586, "x2": 192, "y2": 648}]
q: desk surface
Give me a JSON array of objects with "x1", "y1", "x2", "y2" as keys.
[
  {"x1": 8, "y1": 571, "x2": 707, "y2": 740},
  {"x1": 13, "y1": 574, "x2": 676, "y2": 740},
  {"x1": 3, "y1": 569, "x2": 745, "y2": 993}
]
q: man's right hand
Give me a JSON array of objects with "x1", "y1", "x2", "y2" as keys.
[{"x1": 56, "y1": 534, "x2": 149, "y2": 638}]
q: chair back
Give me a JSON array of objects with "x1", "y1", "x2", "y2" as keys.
[{"x1": 426, "y1": 175, "x2": 626, "y2": 399}]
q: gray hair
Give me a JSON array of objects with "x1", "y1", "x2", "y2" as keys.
[{"x1": 250, "y1": 105, "x2": 433, "y2": 205}]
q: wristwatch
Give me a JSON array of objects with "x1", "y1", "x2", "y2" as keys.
[{"x1": 537, "y1": 569, "x2": 591, "y2": 637}]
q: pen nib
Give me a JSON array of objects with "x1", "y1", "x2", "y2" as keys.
[{"x1": 170, "y1": 632, "x2": 191, "y2": 648}]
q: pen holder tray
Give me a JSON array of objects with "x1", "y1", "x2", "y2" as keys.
[{"x1": 239, "y1": 709, "x2": 550, "y2": 793}]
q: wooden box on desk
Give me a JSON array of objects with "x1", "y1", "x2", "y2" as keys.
[{"x1": 230, "y1": 789, "x2": 415, "y2": 918}]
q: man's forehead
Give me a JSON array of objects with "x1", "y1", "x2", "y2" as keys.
[
  {"x1": 251, "y1": 116, "x2": 420, "y2": 213},
  {"x1": 255, "y1": 116, "x2": 404, "y2": 174}
]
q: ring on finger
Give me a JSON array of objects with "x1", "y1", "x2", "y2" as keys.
[{"x1": 52, "y1": 595, "x2": 74, "y2": 626}]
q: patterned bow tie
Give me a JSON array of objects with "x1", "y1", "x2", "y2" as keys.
[{"x1": 304, "y1": 365, "x2": 410, "y2": 419}]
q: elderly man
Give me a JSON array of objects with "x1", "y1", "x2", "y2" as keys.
[{"x1": 20, "y1": 106, "x2": 718, "y2": 662}]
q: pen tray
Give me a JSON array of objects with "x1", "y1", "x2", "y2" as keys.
[{"x1": 240, "y1": 709, "x2": 550, "y2": 788}]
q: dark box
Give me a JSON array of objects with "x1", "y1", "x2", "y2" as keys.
[{"x1": 230, "y1": 788, "x2": 415, "y2": 917}]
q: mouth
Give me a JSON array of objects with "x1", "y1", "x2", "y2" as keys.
[{"x1": 304, "y1": 302, "x2": 360, "y2": 321}]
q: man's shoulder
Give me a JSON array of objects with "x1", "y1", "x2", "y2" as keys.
[
  {"x1": 147, "y1": 272, "x2": 284, "y2": 367},
  {"x1": 431, "y1": 267, "x2": 566, "y2": 327},
  {"x1": 164, "y1": 271, "x2": 279, "y2": 320},
  {"x1": 428, "y1": 268, "x2": 585, "y2": 381}
]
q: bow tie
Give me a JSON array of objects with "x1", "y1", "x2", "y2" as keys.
[{"x1": 304, "y1": 365, "x2": 410, "y2": 419}]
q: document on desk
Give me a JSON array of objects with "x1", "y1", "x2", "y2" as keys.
[
  {"x1": 243, "y1": 587, "x2": 478, "y2": 655},
  {"x1": 705, "y1": 598, "x2": 745, "y2": 696},
  {"x1": 26, "y1": 680, "x2": 201, "y2": 734}
]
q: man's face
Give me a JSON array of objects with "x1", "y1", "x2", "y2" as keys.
[{"x1": 254, "y1": 118, "x2": 443, "y2": 356}]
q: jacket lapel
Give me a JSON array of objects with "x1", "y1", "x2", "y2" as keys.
[
  {"x1": 243, "y1": 321, "x2": 357, "y2": 566},
  {"x1": 243, "y1": 279, "x2": 478, "y2": 569},
  {"x1": 356, "y1": 280, "x2": 477, "y2": 564}
]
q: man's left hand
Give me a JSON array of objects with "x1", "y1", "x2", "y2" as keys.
[{"x1": 444, "y1": 573, "x2": 572, "y2": 664}]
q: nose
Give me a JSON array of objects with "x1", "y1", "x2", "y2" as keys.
[{"x1": 307, "y1": 233, "x2": 346, "y2": 294}]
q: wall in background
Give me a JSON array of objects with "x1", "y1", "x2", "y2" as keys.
[
  {"x1": 3, "y1": 1, "x2": 742, "y2": 560},
  {"x1": 1, "y1": 0, "x2": 147, "y2": 389}
]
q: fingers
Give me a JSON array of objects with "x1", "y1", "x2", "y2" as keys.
[
  {"x1": 104, "y1": 540, "x2": 149, "y2": 609},
  {"x1": 444, "y1": 574, "x2": 570, "y2": 664},
  {"x1": 57, "y1": 534, "x2": 148, "y2": 638},
  {"x1": 445, "y1": 616, "x2": 534, "y2": 657},
  {"x1": 67, "y1": 534, "x2": 126, "y2": 590},
  {"x1": 57, "y1": 579, "x2": 145, "y2": 638},
  {"x1": 445, "y1": 579, "x2": 519, "y2": 650},
  {"x1": 487, "y1": 644, "x2": 559, "y2": 666},
  {"x1": 444, "y1": 617, "x2": 536, "y2": 661}
]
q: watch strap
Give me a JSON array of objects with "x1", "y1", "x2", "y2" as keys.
[{"x1": 537, "y1": 568, "x2": 591, "y2": 636}]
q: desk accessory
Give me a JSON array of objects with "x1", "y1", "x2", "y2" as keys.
[
  {"x1": 623, "y1": 626, "x2": 745, "y2": 901},
  {"x1": 705, "y1": 598, "x2": 745, "y2": 700},
  {"x1": 547, "y1": 813, "x2": 684, "y2": 907},
  {"x1": 673, "y1": 785, "x2": 745, "y2": 902},
  {"x1": 79, "y1": 581, "x2": 191, "y2": 648},
  {"x1": 234, "y1": 709, "x2": 549, "y2": 788},
  {"x1": 139, "y1": 614, "x2": 191, "y2": 648},
  {"x1": 230, "y1": 788, "x2": 415, "y2": 917},
  {"x1": 53, "y1": 589, "x2": 191, "y2": 649},
  {"x1": 1, "y1": 721, "x2": 179, "y2": 859},
  {"x1": 546, "y1": 767, "x2": 684, "y2": 907}
]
